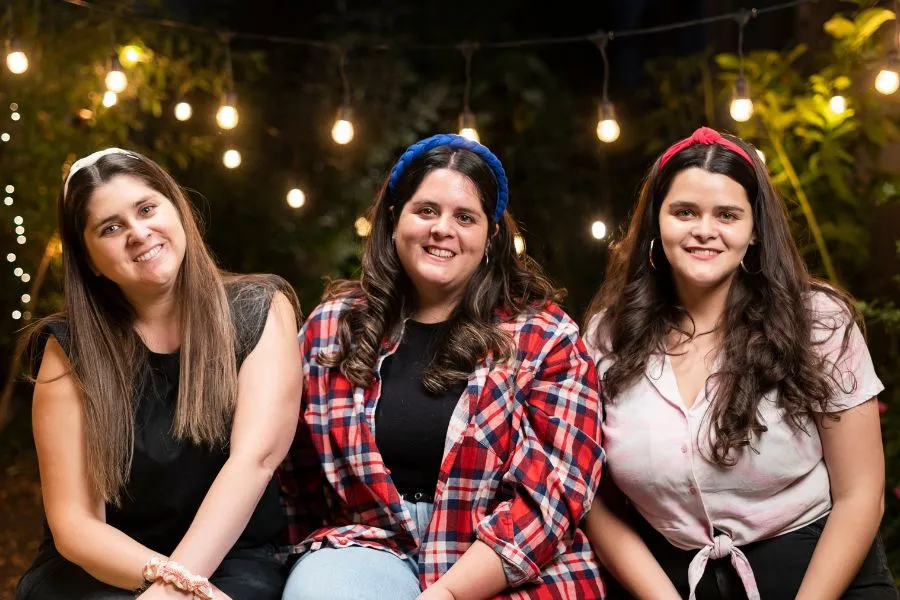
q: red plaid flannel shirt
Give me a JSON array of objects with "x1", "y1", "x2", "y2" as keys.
[{"x1": 278, "y1": 296, "x2": 606, "y2": 598}]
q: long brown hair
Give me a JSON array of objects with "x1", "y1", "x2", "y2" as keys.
[
  {"x1": 29, "y1": 151, "x2": 297, "y2": 504},
  {"x1": 323, "y1": 145, "x2": 562, "y2": 392},
  {"x1": 584, "y1": 134, "x2": 858, "y2": 466}
]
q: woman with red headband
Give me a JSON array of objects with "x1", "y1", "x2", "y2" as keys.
[{"x1": 582, "y1": 127, "x2": 895, "y2": 599}]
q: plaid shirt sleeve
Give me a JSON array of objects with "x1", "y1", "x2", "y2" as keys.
[
  {"x1": 277, "y1": 302, "x2": 334, "y2": 547},
  {"x1": 474, "y1": 306, "x2": 605, "y2": 586}
]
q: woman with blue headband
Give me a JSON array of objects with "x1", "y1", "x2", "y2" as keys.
[{"x1": 278, "y1": 134, "x2": 606, "y2": 599}]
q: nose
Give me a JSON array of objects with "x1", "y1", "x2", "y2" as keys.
[
  {"x1": 128, "y1": 221, "x2": 153, "y2": 244},
  {"x1": 692, "y1": 214, "x2": 718, "y2": 241},
  {"x1": 430, "y1": 214, "x2": 455, "y2": 238}
]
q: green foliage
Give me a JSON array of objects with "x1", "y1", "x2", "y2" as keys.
[{"x1": 0, "y1": 0, "x2": 236, "y2": 361}]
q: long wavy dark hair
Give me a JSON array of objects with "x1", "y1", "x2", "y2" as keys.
[
  {"x1": 584, "y1": 133, "x2": 859, "y2": 466},
  {"x1": 323, "y1": 145, "x2": 562, "y2": 392},
  {"x1": 27, "y1": 151, "x2": 298, "y2": 504}
]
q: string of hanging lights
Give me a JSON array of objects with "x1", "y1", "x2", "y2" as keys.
[{"x1": 3, "y1": 0, "x2": 896, "y2": 253}]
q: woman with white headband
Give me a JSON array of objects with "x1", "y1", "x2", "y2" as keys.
[{"x1": 15, "y1": 149, "x2": 302, "y2": 600}]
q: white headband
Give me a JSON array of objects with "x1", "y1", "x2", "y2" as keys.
[{"x1": 62, "y1": 147, "x2": 139, "y2": 197}]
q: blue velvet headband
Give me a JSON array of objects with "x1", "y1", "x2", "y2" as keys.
[{"x1": 386, "y1": 134, "x2": 509, "y2": 222}]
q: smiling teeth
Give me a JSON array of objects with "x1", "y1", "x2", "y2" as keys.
[
  {"x1": 135, "y1": 245, "x2": 162, "y2": 262},
  {"x1": 426, "y1": 248, "x2": 454, "y2": 258},
  {"x1": 689, "y1": 249, "x2": 719, "y2": 256}
]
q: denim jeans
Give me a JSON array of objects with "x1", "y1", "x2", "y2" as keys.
[
  {"x1": 282, "y1": 500, "x2": 434, "y2": 600},
  {"x1": 15, "y1": 540, "x2": 286, "y2": 600}
]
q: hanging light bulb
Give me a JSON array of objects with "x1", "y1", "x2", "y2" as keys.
[
  {"x1": 287, "y1": 188, "x2": 306, "y2": 208},
  {"x1": 216, "y1": 91, "x2": 239, "y2": 129},
  {"x1": 513, "y1": 234, "x2": 526, "y2": 256},
  {"x1": 331, "y1": 105, "x2": 355, "y2": 145},
  {"x1": 222, "y1": 148, "x2": 241, "y2": 169},
  {"x1": 105, "y1": 54, "x2": 128, "y2": 93},
  {"x1": 828, "y1": 94, "x2": 847, "y2": 114},
  {"x1": 596, "y1": 101, "x2": 621, "y2": 143},
  {"x1": 875, "y1": 51, "x2": 900, "y2": 95},
  {"x1": 730, "y1": 77, "x2": 754, "y2": 122},
  {"x1": 591, "y1": 221, "x2": 608, "y2": 240},
  {"x1": 174, "y1": 100, "x2": 193, "y2": 122},
  {"x1": 5, "y1": 39, "x2": 28, "y2": 74},
  {"x1": 458, "y1": 111, "x2": 480, "y2": 142},
  {"x1": 354, "y1": 216, "x2": 372, "y2": 237},
  {"x1": 121, "y1": 44, "x2": 142, "y2": 67},
  {"x1": 102, "y1": 90, "x2": 118, "y2": 107}
]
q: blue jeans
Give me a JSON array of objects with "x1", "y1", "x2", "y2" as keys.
[{"x1": 282, "y1": 500, "x2": 434, "y2": 600}]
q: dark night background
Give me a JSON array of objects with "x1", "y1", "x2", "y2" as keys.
[{"x1": 2, "y1": 0, "x2": 898, "y2": 596}]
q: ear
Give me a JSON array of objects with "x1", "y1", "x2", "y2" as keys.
[{"x1": 490, "y1": 223, "x2": 499, "y2": 239}]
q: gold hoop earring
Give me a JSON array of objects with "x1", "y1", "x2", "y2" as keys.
[
  {"x1": 649, "y1": 238, "x2": 658, "y2": 270},
  {"x1": 740, "y1": 257, "x2": 762, "y2": 275}
]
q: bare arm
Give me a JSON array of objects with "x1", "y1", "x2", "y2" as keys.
[
  {"x1": 417, "y1": 541, "x2": 508, "y2": 600},
  {"x1": 32, "y1": 337, "x2": 165, "y2": 590},
  {"x1": 165, "y1": 291, "x2": 302, "y2": 577},
  {"x1": 795, "y1": 398, "x2": 885, "y2": 600},
  {"x1": 584, "y1": 479, "x2": 681, "y2": 600}
]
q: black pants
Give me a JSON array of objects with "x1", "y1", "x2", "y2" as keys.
[
  {"x1": 15, "y1": 540, "x2": 286, "y2": 600},
  {"x1": 605, "y1": 510, "x2": 898, "y2": 600}
]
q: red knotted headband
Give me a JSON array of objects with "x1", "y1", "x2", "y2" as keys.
[{"x1": 658, "y1": 126, "x2": 754, "y2": 169}]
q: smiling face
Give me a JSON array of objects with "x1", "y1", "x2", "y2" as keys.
[
  {"x1": 658, "y1": 167, "x2": 755, "y2": 296},
  {"x1": 394, "y1": 168, "x2": 490, "y2": 315},
  {"x1": 82, "y1": 174, "x2": 187, "y2": 300}
]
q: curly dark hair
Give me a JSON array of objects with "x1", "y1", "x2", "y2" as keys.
[
  {"x1": 320, "y1": 146, "x2": 563, "y2": 393},
  {"x1": 584, "y1": 133, "x2": 859, "y2": 466},
  {"x1": 322, "y1": 145, "x2": 563, "y2": 393}
]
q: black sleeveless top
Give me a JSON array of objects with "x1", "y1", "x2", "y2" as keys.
[{"x1": 34, "y1": 286, "x2": 284, "y2": 555}]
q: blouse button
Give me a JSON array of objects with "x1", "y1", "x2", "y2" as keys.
[
  {"x1": 688, "y1": 485, "x2": 697, "y2": 494},
  {"x1": 681, "y1": 445, "x2": 688, "y2": 454}
]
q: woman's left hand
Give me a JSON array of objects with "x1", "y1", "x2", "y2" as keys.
[{"x1": 416, "y1": 585, "x2": 456, "y2": 600}]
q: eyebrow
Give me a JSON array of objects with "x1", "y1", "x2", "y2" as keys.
[
  {"x1": 92, "y1": 195, "x2": 156, "y2": 232},
  {"x1": 668, "y1": 200, "x2": 746, "y2": 214},
  {"x1": 409, "y1": 198, "x2": 482, "y2": 215}
]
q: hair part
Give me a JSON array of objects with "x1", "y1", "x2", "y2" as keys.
[
  {"x1": 323, "y1": 145, "x2": 563, "y2": 392},
  {"x1": 584, "y1": 135, "x2": 859, "y2": 466}
]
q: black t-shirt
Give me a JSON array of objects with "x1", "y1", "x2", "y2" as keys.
[
  {"x1": 374, "y1": 319, "x2": 467, "y2": 497},
  {"x1": 34, "y1": 286, "x2": 284, "y2": 555}
]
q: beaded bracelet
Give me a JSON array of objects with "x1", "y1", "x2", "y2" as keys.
[{"x1": 140, "y1": 557, "x2": 215, "y2": 599}]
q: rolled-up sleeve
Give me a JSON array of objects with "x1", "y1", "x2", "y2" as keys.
[{"x1": 474, "y1": 320, "x2": 605, "y2": 586}]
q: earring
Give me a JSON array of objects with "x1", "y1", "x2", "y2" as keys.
[
  {"x1": 740, "y1": 257, "x2": 762, "y2": 275},
  {"x1": 484, "y1": 243, "x2": 490, "y2": 266},
  {"x1": 648, "y1": 238, "x2": 658, "y2": 270}
]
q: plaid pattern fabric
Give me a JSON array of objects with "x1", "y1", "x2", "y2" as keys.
[{"x1": 278, "y1": 296, "x2": 606, "y2": 598}]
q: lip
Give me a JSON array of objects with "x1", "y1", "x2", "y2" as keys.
[
  {"x1": 423, "y1": 245, "x2": 456, "y2": 260},
  {"x1": 133, "y1": 243, "x2": 164, "y2": 263},
  {"x1": 683, "y1": 246, "x2": 723, "y2": 261}
]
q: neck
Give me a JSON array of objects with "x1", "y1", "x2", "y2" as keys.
[
  {"x1": 673, "y1": 276, "x2": 733, "y2": 333},
  {"x1": 412, "y1": 290, "x2": 462, "y2": 324},
  {"x1": 124, "y1": 285, "x2": 182, "y2": 352}
]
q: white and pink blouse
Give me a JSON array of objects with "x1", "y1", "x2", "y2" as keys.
[{"x1": 584, "y1": 291, "x2": 884, "y2": 600}]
